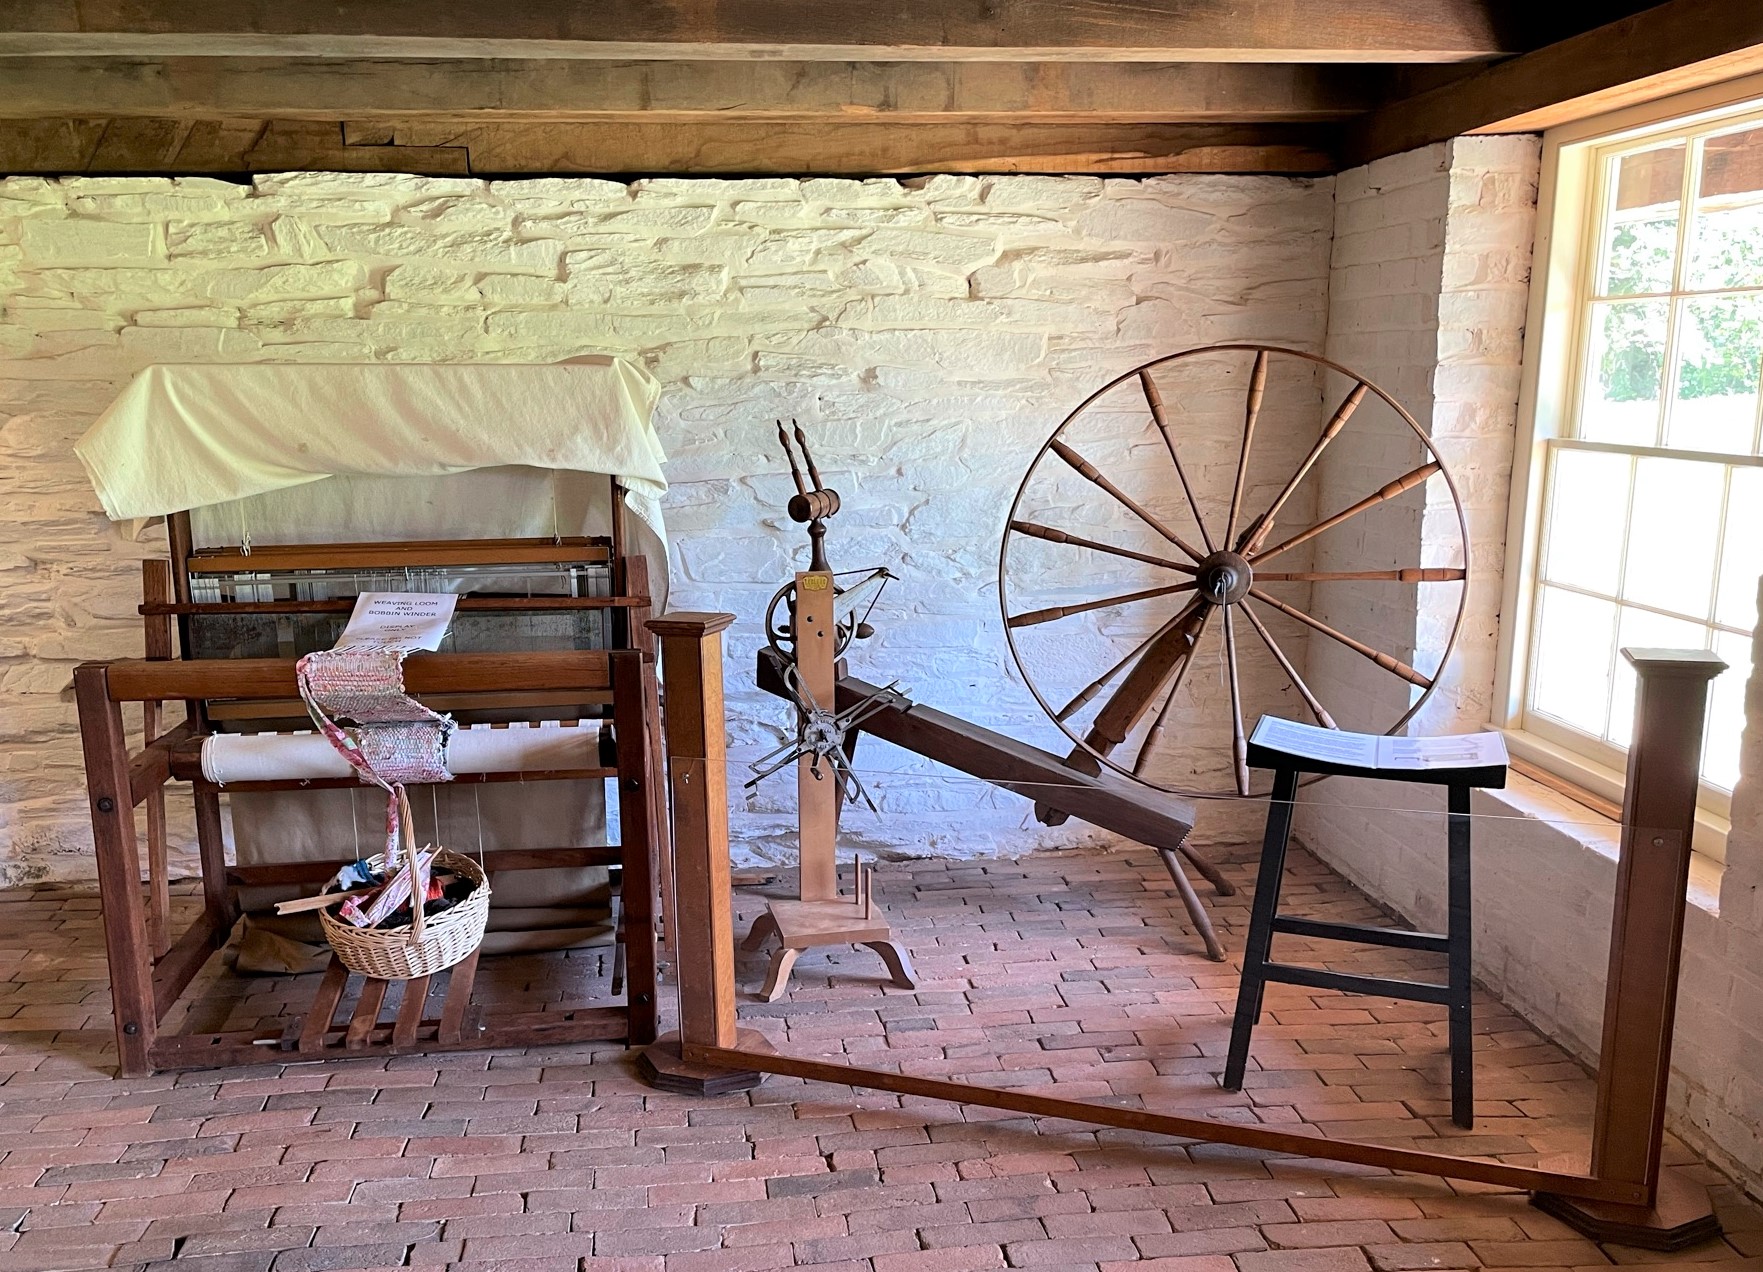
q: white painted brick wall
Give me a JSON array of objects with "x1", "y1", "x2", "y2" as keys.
[{"x1": 0, "y1": 170, "x2": 1334, "y2": 884}]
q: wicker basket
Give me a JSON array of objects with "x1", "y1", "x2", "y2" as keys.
[{"x1": 319, "y1": 847, "x2": 490, "y2": 980}]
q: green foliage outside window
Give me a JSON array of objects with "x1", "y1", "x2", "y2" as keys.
[{"x1": 1598, "y1": 212, "x2": 1763, "y2": 404}]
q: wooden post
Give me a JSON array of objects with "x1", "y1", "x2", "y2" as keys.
[
  {"x1": 73, "y1": 664, "x2": 157, "y2": 1078},
  {"x1": 611, "y1": 648, "x2": 660, "y2": 1045},
  {"x1": 164, "y1": 511, "x2": 203, "y2": 730},
  {"x1": 623, "y1": 553, "x2": 677, "y2": 971},
  {"x1": 636, "y1": 612, "x2": 770, "y2": 1094},
  {"x1": 141, "y1": 559, "x2": 175, "y2": 957},
  {"x1": 191, "y1": 783, "x2": 235, "y2": 933},
  {"x1": 1533, "y1": 647, "x2": 1726, "y2": 1250},
  {"x1": 793, "y1": 569, "x2": 839, "y2": 902}
]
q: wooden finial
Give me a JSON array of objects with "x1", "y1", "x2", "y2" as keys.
[
  {"x1": 778, "y1": 420, "x2": 810, "y2": 498},
  {"x1": 793, "y1": 420, "x2": 824, "y2": 492}
]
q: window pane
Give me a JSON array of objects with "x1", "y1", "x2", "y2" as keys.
[
  {"x1": 1716, "y1": 466, "x2": 1763, "y2": 630},
  {"x1": 1581, "y1": 299, "x2": 1668, "y2": 443},
  {"x1": 1668, "y1": 294, "x2": 1762, "y2": 452},
  {"x1": 1532, "y1": 587, "x2": 1616, "y2": 736},
  {"x1": 1687, "y1": 125, "x2": 1763, "y2": 290},
  {"x1": 1622, "y1": 456, "x2": 1725, "y2": 612},
  {"x1": 1542, "y1": 448, "x2": 1629, "y2": 594},
  {"x1": 1607, "y1": 607, "x2": 1713, "y2": 746},
  {"x1": 1703, "y1": 629, "x2": 1750, "y2": 791},
  {"x1": 1600, "y1": 143, "x2": 1684, "y2": 296}
]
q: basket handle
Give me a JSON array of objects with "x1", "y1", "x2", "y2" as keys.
[{"x1": 395, "y1": 785, "x2": 425, "y2": 944}]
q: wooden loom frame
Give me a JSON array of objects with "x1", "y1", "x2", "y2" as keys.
[
  {"x1": 655, "y1": 643, "x2": 1729, "y2": 1247},
  {"x1": 75, "y1": 641, "x2": 689, "y2": 1075},
  {"x1": 139, "y1": 480, "x2": 674, "y2": 958},
  {"x1": 77, "y1": 481, "x2": 687, "y2": 1076}
]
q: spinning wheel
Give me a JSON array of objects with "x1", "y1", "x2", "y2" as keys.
[
  {"x1": 1000, "y1": 344, "x2": 1469, "y2": 801},
  {"x1": 763, "y1": 568, "x2": 888, "y2": 663}
]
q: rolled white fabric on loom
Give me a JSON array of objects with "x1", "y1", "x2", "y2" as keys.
[{"x1": 201, "y1": 721, "x2": 600, "y2": 784}]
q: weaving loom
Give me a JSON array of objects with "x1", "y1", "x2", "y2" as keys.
[{"x1": 72, "y1": 360, "x2": 682, "y2": 1073}]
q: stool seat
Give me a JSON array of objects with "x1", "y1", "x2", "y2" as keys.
[{"x1": 1222, "y1": 739, "x2": 1506, "y2": 1130}]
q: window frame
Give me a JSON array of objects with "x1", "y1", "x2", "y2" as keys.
[{"x1": 1494, "y1": 74, "x2": 1763, "y2": 866}]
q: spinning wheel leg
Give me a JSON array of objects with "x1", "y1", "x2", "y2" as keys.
[
  {"x1": 863, "y1": 940, "x2": 918, "y2": 990},
  {"x1": 741, "y1": 910, "x2": 780, "y2": 952},
  {"x1": 1176, "y1": 843, "x2": 1236, "y2": 896},
  {"x1": 758, "y1": 946, "x2": 802, "y2": 1002},
  {"x1": 1159, "y1": 849, "x2": 1226, "y2": 962}
]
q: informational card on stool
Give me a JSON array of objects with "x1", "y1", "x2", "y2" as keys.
[
  {"x1": 1251, "y1": 715, "x2": 1508, "y2": 771},
  {"x1": 336, "y1": 591, "x2": 458, "y2": 652}
]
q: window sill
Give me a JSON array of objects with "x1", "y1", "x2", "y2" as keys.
[
  {"x1": 1492, "y1": 725, "x2": 1730, "y2": 867},
  {"x1": 1484, "y1": 763, "x2": 1724, "y2": 918}
]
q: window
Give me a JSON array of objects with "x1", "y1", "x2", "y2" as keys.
[{"x1": 1499, "y1": 82, "x2": 1763, "y2": 863}]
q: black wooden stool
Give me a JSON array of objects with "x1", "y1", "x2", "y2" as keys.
[{"x1": 1222, "y1": 744, "x2": 1506, "y2": 1129}]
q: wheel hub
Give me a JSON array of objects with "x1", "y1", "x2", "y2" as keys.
[{"x1": 1197, "y1": 550, "x2": 1251, "y2": 605}]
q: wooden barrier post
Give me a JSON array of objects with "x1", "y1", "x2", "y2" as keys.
[
  {"x1": 73, "y1": 664, "x2": 158, "y2": 1078},
  {"x1": 637, "y1": 612, "x2": 771, "y2": 1094},
  {"x1": 1534, "y1": 647, "x2": 1727, "y2": 1250}
]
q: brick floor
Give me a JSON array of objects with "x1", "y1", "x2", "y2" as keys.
[{"x1": 1, "y1": 843, "x2": 1759, "y2": 1272}]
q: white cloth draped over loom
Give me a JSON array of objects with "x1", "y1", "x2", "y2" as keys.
[{"x1": 73, "y1": 358, "x2": 670, "y2": 571}]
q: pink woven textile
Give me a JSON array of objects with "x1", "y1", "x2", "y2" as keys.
[
  {"x1": 352, "y1": 722, "x2": 450, "y2": 786},
  {"x1": 296, "y1": 646, "x2": 453, "y2": 788},
  {"x1": 298, "y1": 647, "x2": 423, "y2": 723},
  {"x1": 296, "y1": 643, "x2": 456, "y2": 866}
]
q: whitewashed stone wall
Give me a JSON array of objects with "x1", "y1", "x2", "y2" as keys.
[
  {"x1": 1707, "y1": 613, "x2": 1763, "y2": 1189},
  {"x1": 1296, "y1": 137, "x2": 1763, "y2": 1197},
  {"x1": 1300, "y1": 137, "x2": 1539, "y2": 895},
  {"x1": 0, "y1": 170, "x2": 1334, "y2": 884}
]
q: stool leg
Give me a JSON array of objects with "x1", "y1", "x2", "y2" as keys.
[
  {"x1": 1447, "y1": 783, "x2": 1474, "y2": 1129},
  {"x1": 1224, "y1": 767, "x2": 1299, "y2": 1091}
]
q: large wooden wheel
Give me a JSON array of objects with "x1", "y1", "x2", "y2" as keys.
[{"x1": 999, "y1": 344, "x2": 1469, "y2": 800}]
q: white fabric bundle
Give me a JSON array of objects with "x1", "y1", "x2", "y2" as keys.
[
  {"x1": 74, "y1": 358, "x2": 669, "y2": 554},
  {"x1": 203, "y1": 721, "x2": 601, "y2": 786}
]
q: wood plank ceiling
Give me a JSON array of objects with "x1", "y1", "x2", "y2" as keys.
[{"x1": 0, "y1": 1, "x2": 1759, "y2": 176}]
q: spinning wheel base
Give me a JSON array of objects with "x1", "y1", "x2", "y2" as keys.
[{"x1": 743, "y1": 900, "x2": 918, "y2": 1002}]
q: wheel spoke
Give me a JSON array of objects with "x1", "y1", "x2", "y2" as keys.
[
  {"x1": 1239, "y1": 381, "x2": 1367, "y2": 554},
  {"x1": 1224, "y1": 349, "x2": 1268, "y2": 549},
  {"x1": 1138, "y1": 369, "x2": 1215, "y2": 554},
  {"x1": 1239, "y1": 598, "x2": 1337, "y2": 729},
  {"x1": 1251, "y1": 460, "x2": 1441, "y2": 565},
  {"x1": 1050, "y1": 439, "x2": 1205, "y2": 561},
  {"x1": 1010, "y1": 519, "x2": 1197, "y2": 575},
  {"x1": 1056, "y1": 608, "x2": 1189, "y2": 722},
  {"x1": 1222, "y1": 605, "x2": 1251, "y2": 797},
  {"x1": 1253, "y1": 567, "x2": 1465, "y2": 583},
  {"x1": 1008, "y1": 580, "x2": 1197, "y2": 629},
  {"x1": 1248, "y1": 586, "x2": 1433, "y2": 689}
]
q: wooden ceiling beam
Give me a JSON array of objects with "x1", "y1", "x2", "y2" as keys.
[
  {"x1": 1348, "y1": 0, "x2": 1763, "y2": 164},
  {"x1": 0, "y1": 0, "x2": 1522, "y2": 63},
  {"x1": 0, "y1": 117, "x2": 1338, "y2": 176},
  {"x1": 0, "y1": 57, "x2": 1375, "y2": 124}
]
